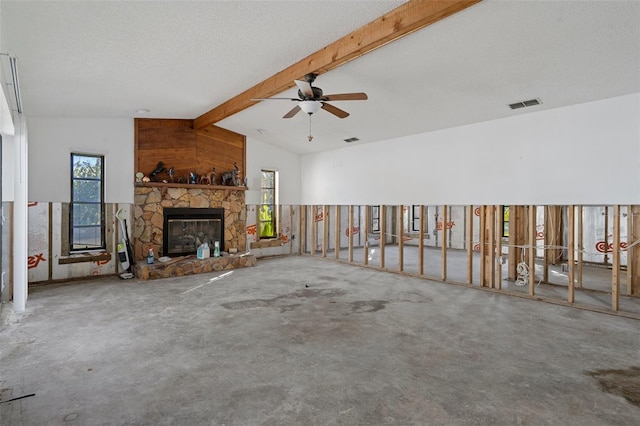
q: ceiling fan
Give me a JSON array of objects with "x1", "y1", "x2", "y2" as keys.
[{"x1": 252, "y1": 73, "x2": 368, "y2": 119}]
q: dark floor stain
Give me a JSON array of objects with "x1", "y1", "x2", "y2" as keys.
[
  {"x1": 586, "y1": 366, "x2": 640, "y2": 407},
  {"x1": 350, "y1": 300, "x2": 387, "y2": 313},
  {"x1": 221, "y1": 288, "x2": 347, "y2": 311}
]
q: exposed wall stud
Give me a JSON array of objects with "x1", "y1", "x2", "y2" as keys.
[
  {"x1": 380, "y1": 205, "x2": 386, "y2": 269},
  {"x1": 568, "y1": 205, "x2": 575, "y2": 303},
  {"x1": 496, "y1": 205, "x2": 503, "y2": 290},
  {"x1": 479, "y1": 206, "x2": 486, "y2": 287},
  {"x1": 528, "y1": 205, "x2": 536, "y2": 296},
  {"x1": 335, "y1": 206, "x2": 341, "y2": 260},
  {"x1": 348, "y1": 205, "x2": 354, "y2": 263},
  {"x1": 311, "y1": 205, "x2": 317, "y2": 256},
  {"x1": 322, "y1": 205, "x2": 329, "y2": 258},
  {"x1": 441, "y1": 205, "x2": 447, "y2": 281},
  {"x1": 577, "y1": 205, "x2": 583, "y2": 288},
  {"x1": 419, "y1": 205, "x2": 425, "y2": 276},
  {"x1": 398, "y1": 205, "x2": 404, "y2": 272},
  {"x1": 612, "y1": 205, "x2": 620, "y2": 311},
  {"x1": 466, "y1": 205, "x2": 473, "y2": 284},
  {"x1": 364, "y1": 206, "x2": 370, "y2": 266}
]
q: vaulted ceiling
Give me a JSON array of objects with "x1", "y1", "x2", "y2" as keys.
[{"x1": 2, "y1": 0, "x2": 639, "y2": 155}]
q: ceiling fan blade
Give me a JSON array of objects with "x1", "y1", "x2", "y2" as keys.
[
  {"x1": 294, "y1": 79, "x2": 314, "y2": 98},
  {"x1": 323, "y1": 92, "x2": 368, "y2": 101},
  {"x1": 251, "y1": 97, "x2": 299, "y2": 101},
  {"x1": 321, "y1": 102, "x2": 349, "y2": 119},
  {"x1": 283, "y1": 105, "x2": 301, "y2": 119}
]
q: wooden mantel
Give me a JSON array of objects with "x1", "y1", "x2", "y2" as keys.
[{"x1": 135, "y1": 182, "x2": 247, "y2": 191}]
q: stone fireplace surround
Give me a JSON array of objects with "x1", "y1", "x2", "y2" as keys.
[{"x1": 133, "y1": 185, "x2": 246, "y2": 261}]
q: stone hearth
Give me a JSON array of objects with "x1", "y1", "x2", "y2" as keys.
[
  {"x1": 133, "y1": 186, "x2": 246, "y2": 261},
  {"x1": 134, "y1": 253, "x2": 256, "y2": 281}
]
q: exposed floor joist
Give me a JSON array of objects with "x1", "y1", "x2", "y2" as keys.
[{"x1": 194, "y1": 0, "x2": 482, "y2": 129}]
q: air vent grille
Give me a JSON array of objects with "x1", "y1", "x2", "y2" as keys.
[{"x1": 509, "y1": 98, "x2": 541, "y2": 110}]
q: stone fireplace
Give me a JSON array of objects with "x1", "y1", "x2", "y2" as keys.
[{"x1": 133, "y1": 185, "x2": 246, "y2": 261}]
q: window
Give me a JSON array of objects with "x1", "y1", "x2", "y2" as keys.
[
  {"x1": 411, "y1": 205, "x2": 421, "y2": 231},
  {"x1": 259, "y1": 170, "x2": 277, "y2": 238},
  {"x1": 371, "y1": 205, "x2": 380, "y2": 232},
  {"x1": 70, "y1": 153, "x2": 105, "y2": 251},
  {"x1": 502, "y1": 206, "x2": 510, "y2": 237}
]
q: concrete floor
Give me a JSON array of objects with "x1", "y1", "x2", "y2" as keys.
[{"x1": 2, "y1": 256, "x2": 640, "y2": 425}]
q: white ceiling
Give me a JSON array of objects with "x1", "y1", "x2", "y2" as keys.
[{"x1": 2, "y1": 1, "x2": 639, "y2": 155}]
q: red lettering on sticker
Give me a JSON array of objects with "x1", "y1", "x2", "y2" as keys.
[
  {"x1": 595, "y1": 241, "x2": 628, "y2": 253},
  {"x1": 345, "y1": 226, "x2": 360, "y2": 237},
  {"x1": 28, "y1": 253, "x2": 46, "y2": 269}
]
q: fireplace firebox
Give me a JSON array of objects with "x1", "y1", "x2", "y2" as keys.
[{"x1": 163, "y1": 208, "x2": 224, "y2": 256}]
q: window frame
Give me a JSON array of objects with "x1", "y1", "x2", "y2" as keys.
[
  {"x1": 371, "y1": 205, "x2": 380, "y2": 233},
  {"x1": 258, "y1": 169, "x2": 278, "y2": 239},
  {"x1": 502, "y1": 206, "x2": 510, "y2": 238},
  {"x1": 411, "y1": 205, "x2": 421, "y2": 232},
  {"x1": 70, "y1": 153, "x2": 105, "y2": 252}
]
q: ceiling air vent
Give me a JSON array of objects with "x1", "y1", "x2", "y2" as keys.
[
  {"x1": 509, "y1": 98, "x2": 541, "y2": 110},
  {"x1": 344, "y1": 137, "x2": 359, "y2": 143}
]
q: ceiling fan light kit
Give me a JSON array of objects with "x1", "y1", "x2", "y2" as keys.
[{"x1": 299, "y1": 100, "x2": 321, "y2": 115}]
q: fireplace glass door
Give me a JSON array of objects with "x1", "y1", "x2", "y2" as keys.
[{"x1": 166, "y1": 218, "x2": 221, "y2": 255}]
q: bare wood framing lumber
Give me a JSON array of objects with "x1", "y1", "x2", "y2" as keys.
[
  {"x1": 194, "y1": 0, "x2": 482, "y2": 129},
  {"x1": 528, "y1": 205, "x2": 536, "y2": 296},
  {"x1": 311, "y1": 205, "x2": 317, "y2": 256},
  {"x1": 290, "y1": 206, "x2": 294, "y2": 255},
  {"x1": 496, "y1": 205, "x2": 502, "y2": 290},
  {"x1": 577, "y1": 205, "x2": 583, "y2": 288},
  {"x1": 612, "y1": 205, "x2": 620, "y2": 311},
  {"x1": 398, "y1": 206, "x2": 404, "y2": 272},
  {"x1": 627, "y1": 205, "x2": 633, "y2": 296},
  {"x1": 568, "y1": 205, "x2": 575, "y2": 303},
  {"x1": 479, "y1": 206, "x2": 486, "y2": 287},
  {"x1": 48, "y1": 202, "x2": 53, "y2": 280},
  {"x1": 486, "y1": 206, "x2": 495, "y2": 288},
  {"x1": 322, "y1": 205, "x2": 329, "y2": 258},
  {"x1": 442, "y1": 205, "x2": 448, "y2": 281},
  {"x1": 631, "y1": 205, "x2": 640, "y2": 295},
  {"x1": 299, "y1": 205, "x2": 306, "y2": 255},
  {"x1": 543, "y1": 207, "x2": 549, "y2": 283},
  {"x1": 334, "y1": 206, "x2": 341, "y2": 260},
  {"x1": 466, "y1": 205, "x2": 473, "y2": 284},
  {"x1": 380, "y1": 205, "x2": 386, "y2": 269},
  {"x1": 348, "y1": 205, "x2": 354, "y2": 263},
  {"x1": 419, "y1": 205, "x2": 425, "y2": 276},
  {"x1": 364, "y1": 206, "x2": 370, "y2": 266}
]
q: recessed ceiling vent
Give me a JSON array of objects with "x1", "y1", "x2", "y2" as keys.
[
  {"x1": 344, "y1": 137, "x2": 359, "y2": 143},
  {"x1": 509, "y1": 98, "x2": 541, "y2": 110}
]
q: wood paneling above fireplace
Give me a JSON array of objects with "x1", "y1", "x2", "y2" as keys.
[{"x1": 134, "y1": 118, "x2": 246, "y2": 186}]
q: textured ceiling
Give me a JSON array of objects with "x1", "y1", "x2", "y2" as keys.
[{"x1": 2, "y1": 0, "x2": 639, "y2": 155}]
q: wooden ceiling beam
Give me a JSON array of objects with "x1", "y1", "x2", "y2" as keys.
[{"x1": 194, "y1": 0, "x2": 482, "y2": 129}]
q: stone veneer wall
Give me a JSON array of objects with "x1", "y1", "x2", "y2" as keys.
[{"x1": 133, "y1": 186, "x2": 246, "y2": 261}]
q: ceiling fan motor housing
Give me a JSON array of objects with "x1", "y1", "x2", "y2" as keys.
[{"x1": 298, "y1": 86, "x2": 324, "y2": 100}]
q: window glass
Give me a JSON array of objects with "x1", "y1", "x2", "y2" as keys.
[
  {"x1": 70, "y1": 153, "x2": 105, "y2": 251},
  {"x1": 259, "y1": 170, "x2": 277, "y2": 238}
]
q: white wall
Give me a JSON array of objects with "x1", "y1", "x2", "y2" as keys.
[
  {"x1": 27, "y1": 117, "x2": 134, "y2": 203},
  {"x1": 301, "y1": 94, "x2": 640, "y2": 205},
  {"x1": 245, "y1": 136, "x2": 301, "y2": 205}
]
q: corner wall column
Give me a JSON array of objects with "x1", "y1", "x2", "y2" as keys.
[{"x1": 12, "y1": 115, "x2": 28, "y2": 313}]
